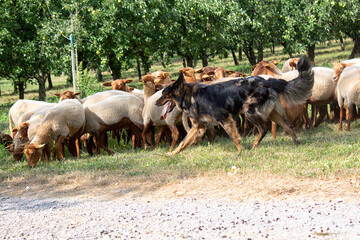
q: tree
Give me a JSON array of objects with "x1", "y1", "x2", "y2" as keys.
[{"x1": 327, "y1": 0, "x2": 360, "y2": 58}]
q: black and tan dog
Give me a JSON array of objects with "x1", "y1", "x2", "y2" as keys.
[{"x1": 155, "y1": 55, "x2": 314, "y2": 157}]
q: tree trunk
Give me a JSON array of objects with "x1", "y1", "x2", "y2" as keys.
[
  {"x1": 243, "y1": 42, "x2": 257, "y2": 66},
  {"x1": 238, "y1": 47, "x2": 242, "y2": 61},
  {"x1": 17, "y1": 79, "x2": 24, "y2": 99},
  {"x1": 182, "y1": 57, "x2": 186, "y2": 68},
  {"x1": 185, "y1": 55, "x2": 194, "y2": 68},
  {"x1": 97, "y1": 69, "x2": 103, "y2": 82},
  {"x1": 231, "y1": 49, "x2": 239, "y2": 65},
  {"x1": 349, "y1": 36, "x2": 360, "y2": 59},
  {"x1": 136, "y1": 58, "x2": 142, "y2": 80},
  {"x1": 281, "y1": 41, "x2": 293, "y2": 58},
  {"x1": 108, "y1": 52, "x2": 122, "y2": 79},
  {"x1": 140, "y1": 52, "x2": 151, "y2": 74},
  {"x1": 201, "y1": 51, "x2": 208, "y2": 67},
  {"x1": 160, "y1": 53, "x2": 166, "y2": 69},
  {"x1": 257, "y1": 44, "x2": 264, "y2": 63},
  {"x1": 339, "y1": 35, "x2": 345, "y2": 51},
  {"x1": 38, "y1": 72, "x2": 46, "y2": 101},
  {"x1": 47, "y1": 71, "x2": 53, "y2": 90},
  {"x1": 307, "y1": 44, "x2": 316, "y2": 63}
]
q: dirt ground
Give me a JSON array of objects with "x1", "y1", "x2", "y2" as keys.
[{"x1": 1, "y1": 171, "x2": 360, "y2": 202}]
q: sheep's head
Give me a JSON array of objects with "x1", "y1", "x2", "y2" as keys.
[
  {"x1": 227, "y1": 71, "x2": 247, "y2": 78},
  {"x1": 251, "y1": 60, "x2": 278, "y2": 77},
  {"x1": 151, "y1": 71, "x2": 171, "y2": 85},
  {"x1": 289, "y1": 58, "x2": 299, "y2": 70},
  {"x1": 17, "y1": 122, "x2": 30, "y2": 142},
  {"x1": 332, "y1": 62, "x2": 357, "y2": 82},
  {"x1": 24, "y1": 143, "x2": 44, "y2": 167},
  {"x1": 102, "y1": 79, "x2": 133, "y2": 92},
  {"x1": 155, "y1": 73, "x2": 185, "y2": 113},
  {"x1": 199, "y1": 71, "x2": 215, "y2": 82},
  {"x1": 179, "y1": 67, "x2": 197, "y2": 83},
  {"x1": 55, "y1": 90, "x2": 81, "y2": 102}
]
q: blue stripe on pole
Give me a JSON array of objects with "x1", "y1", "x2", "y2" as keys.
[{"x1": 69, "y1": 34, "x2": 73, "y2": 44}]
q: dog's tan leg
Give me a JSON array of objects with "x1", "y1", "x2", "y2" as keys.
[
  {"x1": 269, "y1": 110, "x2": 300, "y2": 145},
  {"x1": 168, "y1": 125, "x2": 179, "y2": 152},
  {"x1": 271, "y1": 121, "x2": 277, "y2": 139},
  {"x1": 219, "y1": 116, "x2": 243, "y2": 152},
  {"x1": 166, "y1": 123, "x2": 201, "y2": 157}
]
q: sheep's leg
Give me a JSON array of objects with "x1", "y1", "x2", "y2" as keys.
[
  {"x1": 303, "y1": 104, "x2": 311, "y2": 129},
  {"x1": 314, "y1": 105, "x2": 328, "y2": 127},
  {"x1": 155, "y1": 126, "x2": 166, "y2": 148},
  {"x1": 168, "y1": 125, "x2": 179, "y2": 152},
  {"x1": 312, "y1": 105, "x2": 318, "y2": 127},
  {"x1": 339, "y1": 107, "x2": 344, "y2": 130},
  {"x1": 269, "y1": 110, "x2": 299, "y2": 145},
  {"x1": 44, "y1": 142, "x2": 52, "y2": 162},
  {"x1": 75, "y1": 137, "x2": 81, "y2": 158},
  {"x1": 166, "y1": 122, "x2": 202, "y2": 157},
  {"x1": 99, "y1": 131, "x2": 114, "y2": 155},
  {"x1": 219, "y1": 116, "x2": 243, "y2": 151},
  {"x1": 346, "y1": 104, "x2": 355, "y2": 131},
  {"x1": 142, "y1": 125, "x2": 154, "y2": 150},
  {"x1": 55, "y1": 135, "x2": 66, "y2": 160},
  {"x1": 271, "y1": 121, "x2": 277, "y2": 139}
]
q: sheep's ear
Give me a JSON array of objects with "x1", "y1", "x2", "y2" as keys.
[
  {"x1": 12, "y1": 128, "x2": 18, "y2": 138},
  {"x1": 54, "y1": 93, "x2": 61, "y2": 97},
  {"x1": 32, "y1": 143, "x2": 45, "y2": 149},
  {"x1": 124, "y1": 79, "x2": 133, "y2": 83},
  {"x1": 195, "y1": 68, "x2": 203, "y2": 73},
  {"x1": 20, "y1": 122, "x2": 30, "y2": 129},
  {"x1": 102, "y1": 81, "x2": 112, "y2": 86},
  {"x1": 74, "y1": 92, "x2": 81, "y2": 95},
  {"x1": 129, "y1": 87, "x2": 134, "y2": 91},
  {"x1": 5, "y1": 144, "x2": 14, "y2": 152},
  {"x1": 289, "y1": 61, "x2": 297, "y2": 67},
  {"x1": 163, "y1": 72, "x2": 170, "y2": 78}
]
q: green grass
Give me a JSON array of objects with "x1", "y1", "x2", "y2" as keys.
[{"x1": 0, "y1": 39, "x2": 359, "y2": 185}]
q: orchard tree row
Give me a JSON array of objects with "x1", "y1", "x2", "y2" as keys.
[{"x1": 0, "y1": 0, "x2": 359, "y2": 100}]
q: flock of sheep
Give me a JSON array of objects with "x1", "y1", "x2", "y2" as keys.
[{"x1": 1, "y1": 57, "x2": 360, "y2": 167}]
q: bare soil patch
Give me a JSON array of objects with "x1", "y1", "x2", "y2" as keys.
[{"x1": 1, "y1": 171, "x2": 360, "y2": 202}]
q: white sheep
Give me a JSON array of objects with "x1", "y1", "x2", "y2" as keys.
[
  {"x1": 83, "y1": 94, "x2": 144, "y2": 154},
  {"x1": 8, "y1": 100, "x2": 56, "y2": 132},
  {"x1": 334, "y1": 63, "x2": 360, "y2": 131},
  {"x1": 24, "y1": 99, "x2": 85, "y2": 167},
  {"x1": 8, "y1": 105, "x2": 55, "y2": 161},
  {"x1": 140, "y1": 75, "x2": 182, "y2": 152}
]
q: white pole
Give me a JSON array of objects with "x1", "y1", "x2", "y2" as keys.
[{"x1": 70, "y1": 18, "x2": 76, "y2": 92}]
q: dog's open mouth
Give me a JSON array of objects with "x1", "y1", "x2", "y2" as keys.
[{"x1": 161, "y1": 101, "x2": 176, "y2": 119}]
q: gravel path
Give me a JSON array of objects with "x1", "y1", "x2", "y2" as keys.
[{"x1": 1, "y1": 195, "x2": 360, "y2": 239}]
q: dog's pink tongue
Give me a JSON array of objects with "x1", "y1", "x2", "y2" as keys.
[{"x1": 162, "y1": 102, "x2": 171, "y2": 119}]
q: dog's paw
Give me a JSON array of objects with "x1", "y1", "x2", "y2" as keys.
[{"x1": 166, "y1": 152, "x2": 174, "y2": 157}]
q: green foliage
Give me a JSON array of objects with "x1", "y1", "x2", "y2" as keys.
[{"x1": 77, "y1": 62, "x2": 102, "y2": 98}]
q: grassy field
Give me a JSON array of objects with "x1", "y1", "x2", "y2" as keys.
[{"x1": 1, "y1": 39, "x2": 359, "y2": 198}]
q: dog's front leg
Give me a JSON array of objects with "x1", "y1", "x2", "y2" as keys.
[
  {"x1": 219, "y1": 116, "x2": 243, "y2": 152},
  {"x1": 166, "y1": 125, "x2": 201, "y2": 157}
]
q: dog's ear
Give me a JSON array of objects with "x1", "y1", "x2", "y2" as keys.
[{"x1": 176, "y1": 73, "x2": 186, "y2": 84}]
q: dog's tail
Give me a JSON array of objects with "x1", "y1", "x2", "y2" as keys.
[{"x1": 269, "y1": 55, "x2": 314, "y2": 106}]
